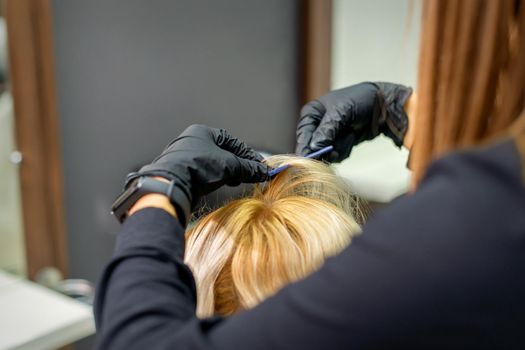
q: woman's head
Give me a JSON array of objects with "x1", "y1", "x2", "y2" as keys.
[
  {"x1": 411, "y1": 0, "x2": 525, "y2": 183},
  {"x1": 185, "y1": 156, "x2": 362, "y2": 318}
]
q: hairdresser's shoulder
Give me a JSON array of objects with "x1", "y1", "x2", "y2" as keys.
[
  {"x1": 364, "y1": 137, "x2": 525, "y2": 247},
  {"x1": 422, "y1": 137, "x2": 525, "y2": 201},
  {"x1": 356, "y1": 137, "x2": 525, "y2": 284},
  {"x1": 389, "y1": 137, "x2": 525, "y2": 239},
  {"x1": 346, "y1": 139, "x2": 525, "y2": 348}
]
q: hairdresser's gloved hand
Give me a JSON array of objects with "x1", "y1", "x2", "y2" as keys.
[
  {"x1": 296, "y1": 82, "x2": 413, "y2": 162},
  {"x1": 126, "y1": 124, "x2": 269, "y2": 226}
]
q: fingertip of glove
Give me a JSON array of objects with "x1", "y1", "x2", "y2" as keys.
[
  {"x1": 327, "y1": 150, "x2": 340, "y2": 163},
  {"x1": 238, "y1": 158, "x2": 270, "y2": 182},
  {"x1": 295, "y1": 145, "x2": 311, "y2": 156},
  {"x1": 252, "y1": 150, "x2": 265, "y2": 162},
  {"x1": 300, "y1": 99, "x2": 326, "y2": 117},
  {"x1": 259, "y1": 164, "x2": 271, "y2": 181},
  {"x1": 309, "y1": 139, "x2": 330, "y2": 151}
]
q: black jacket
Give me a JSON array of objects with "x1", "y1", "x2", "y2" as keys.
[{"x1": 95, "y1": 138, "x2": 525, "y2": 349}]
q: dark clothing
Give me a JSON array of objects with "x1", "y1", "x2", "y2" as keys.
[{"x1": 95, "y1": 138, "x2": 525, "y2": 349}]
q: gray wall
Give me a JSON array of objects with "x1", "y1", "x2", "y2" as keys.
[{"x1": 51, "y1": 0, "x2": 300, "y2": 286}]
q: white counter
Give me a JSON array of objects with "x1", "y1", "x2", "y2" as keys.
[
  {"x1": 0, "y1": 271, "x2": 95, "y2": 350},
  {"x1": 333, "y1": 136, "x2": 411, "y2": 203}
]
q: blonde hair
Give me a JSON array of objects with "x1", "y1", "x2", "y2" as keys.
[{"x1": 185, "y1": 156, "x2": 362, "y2": 318}]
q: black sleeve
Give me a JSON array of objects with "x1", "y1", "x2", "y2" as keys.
[{"x1": 94, "y1": 141, "x2": 525, "y2": 350}]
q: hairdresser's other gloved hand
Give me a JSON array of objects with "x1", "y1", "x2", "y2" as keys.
[
  {"x1": 126, "y1": 124, "x2": 269, "y2": 226},
  {"x1": 296, "y1": 82, "x2": 413, "y2": 162}
]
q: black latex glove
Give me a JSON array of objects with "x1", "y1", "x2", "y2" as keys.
[
  {"x1": 126, "y1": 124, "x2": 269, "y2": 226},
  {"x1": 296, "y1": 82, "x2": 413, "y2": 162}
]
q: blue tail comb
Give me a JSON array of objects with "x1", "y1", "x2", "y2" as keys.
[{"x1": 268, "y1": 145, "x2": 334, "y2": 177}]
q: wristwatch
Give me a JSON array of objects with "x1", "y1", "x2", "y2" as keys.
[{"x1": 111, "y1": 176, "x2": 175, "y2": 223}]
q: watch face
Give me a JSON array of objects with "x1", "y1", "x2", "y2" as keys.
[
  {"x1": 111, "y1": 178, "x2": 141, "y2": 213},
  {"x1": 111, "y1": 177, "x2": 170, "y2": 222}
]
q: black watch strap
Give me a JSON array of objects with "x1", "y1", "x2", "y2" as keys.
[{"x1": 111, "y1": 177, "x2": 175, "y2": 223}]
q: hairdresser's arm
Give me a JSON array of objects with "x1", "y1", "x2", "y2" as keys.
[
  {"x1": 296, "y1": 82, "x2": 414, "y2": 162},
  {"x1": 95, "y1": 124, "x2": 269, "y2": 348}
]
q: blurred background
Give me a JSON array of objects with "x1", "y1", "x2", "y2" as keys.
[{"x1": 0, "y1": 0, "x2": 420, "y2": 348}]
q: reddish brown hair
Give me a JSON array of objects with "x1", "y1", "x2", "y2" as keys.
[{"x1": 411, "y1": 0, "x2": 525, "y2": 183}]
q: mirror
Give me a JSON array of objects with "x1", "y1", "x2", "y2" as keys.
[
  {"x1": 0, "y1": 14, "x2": 26, "y2": 277},
  {"x1": 331, "y1": 0, "x2": 421, "y2": 203}
]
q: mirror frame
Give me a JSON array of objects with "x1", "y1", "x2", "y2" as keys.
[
  {"x1": 5, "y1": 0, "x2": 68, "y2": 280},
  {"x1": 301, "y1": 0, "x2": 332, "y2": 103}
]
